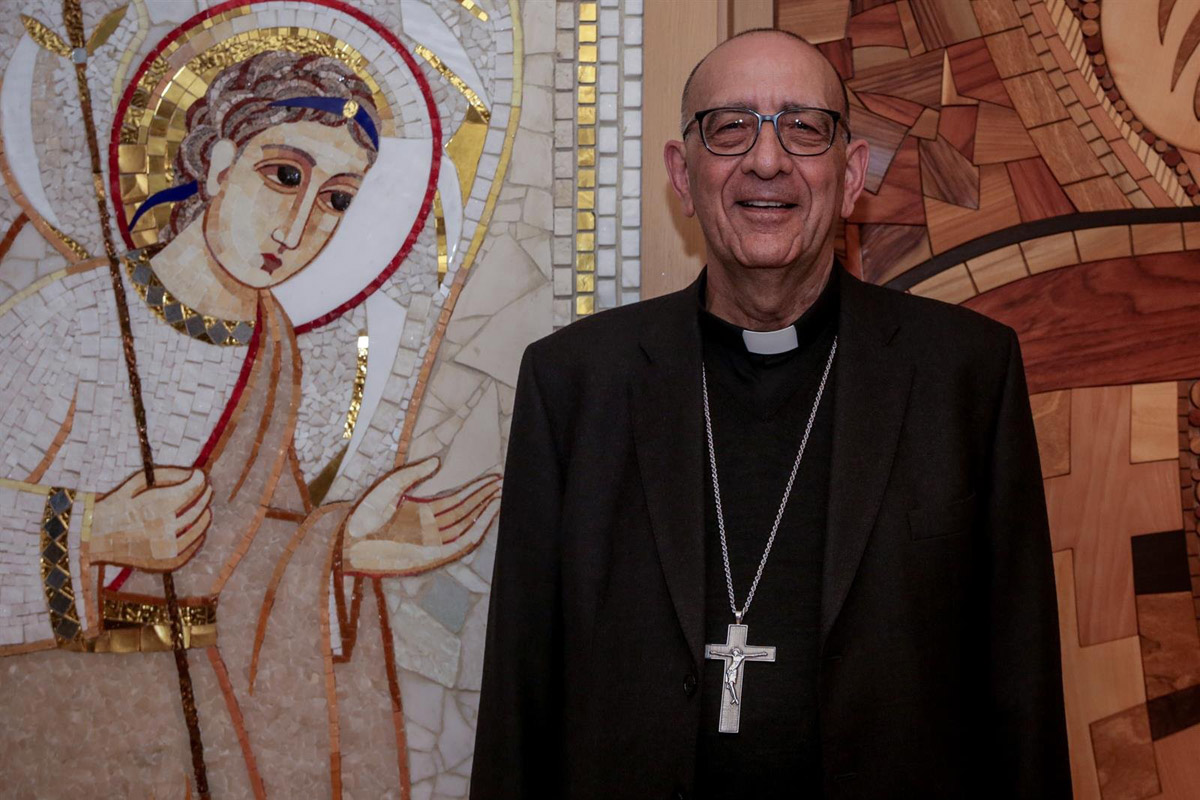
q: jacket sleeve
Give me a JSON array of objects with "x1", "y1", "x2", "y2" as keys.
[
  {"x1": 982, "y1": 329, "x2": 1072, "y2": 797},
  {"x1": 471, "y1": 344, "x2": 565, "y2": 799}
]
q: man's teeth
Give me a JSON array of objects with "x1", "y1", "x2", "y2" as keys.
[{"x1": 740, "y1": 201, "x2": 790, "y2": 208}]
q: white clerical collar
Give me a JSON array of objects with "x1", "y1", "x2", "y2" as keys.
[{"x1": 741, "y1": 326, "x2": 799, "y2": 355}]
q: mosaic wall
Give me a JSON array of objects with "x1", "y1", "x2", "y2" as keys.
[
  {"x1": 775, "y1": 0, "x2": 1200, "y2": 797},
  {"x1": 0, "y1": 0, "x2": 644, "y2": 796}
]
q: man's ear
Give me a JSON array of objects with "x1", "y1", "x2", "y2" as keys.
[
  {"x1": 663, "y1": 139, "x2": 695, "y2": 218},
  {"x1": 206, "y1": 139, "x2": 236, "y2": 196},
  {"x1": 839, "y1": 136, "x2": 870, "y2": 218}
]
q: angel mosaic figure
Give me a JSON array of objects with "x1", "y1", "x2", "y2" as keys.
[{"x1": 0, "y1": 47, "x2": 499, "y2": 797}]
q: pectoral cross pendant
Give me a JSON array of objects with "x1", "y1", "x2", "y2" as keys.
[{"x1": 703, "y1": 623, "x2": 776, "y2": 733}]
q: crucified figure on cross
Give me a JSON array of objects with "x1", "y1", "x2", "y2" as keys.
[{"x1": 722, "y1": 646, "x2": 772, "y2": 705}]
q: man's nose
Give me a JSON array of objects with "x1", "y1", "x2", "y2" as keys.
[
  {"x1": 740, "y1": 118, "x2": 792, "y2": 177},
  {"x1": 272, "y1": 184, "x2": 320, "y2": 250}
]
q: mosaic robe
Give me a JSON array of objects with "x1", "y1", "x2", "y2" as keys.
[{"x1": 0, "y1": 262, "x2": 402, "y2": 796}]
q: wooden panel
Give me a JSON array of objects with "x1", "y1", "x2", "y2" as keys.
[
  {"x1": 1004, "y1": 71, "x2": 1070, "y2": 128},
  {"x1": 776, "y1": 0, "x2": 851, "y2": 43},
  {"x1": 924, "y1": 163, "x2": 1020, "y2": 253},
  {"x1": 1131, "y1": 223, "x2": 1185, "y2": 256},
  {"x1": 728, "y1": 0, "x2": 774, "y2": 35},
  {"x1": 847, "y1": 3, "x2": 906, "y2": 47},
  {"x1": 1021, "y1": 231, "x2": 1079, "y2": 274},
  {"x1": 973, "y1": 101, "x2": 1041, "y2": 163},
  {"x1": 1136, "y1": 591, "x2": 1200, "y2": 700},
  {"x1": 858, "y1": 92, "x2": 924, "y2": 125},
  {"x1": 859, "y1": 223, "x2": 931, "y2": 283},
  {"x1": 641, "y1": 0, "x2": 722, "y2": 298},
  {"x1": 855, "y1": 107, "x2": 911, "y2": 192},
  {"x1": 1029, "y1": 120, "x2": 1107, "y2": 184},
  {"x1": 1130, "y1": 382, "x2": 1181, "y2": 464},
  {"x1": 919, "y1": 136, "x2": 979, "y2": 208},
  {"x1": 1152, "y1": 722, "x2": 1200, "y2": 798},
  {"x1": 849, "y1": 48, "x2": 945, "y2": 108},
  {"x1": 895, "y1": 0, "x2": 926, "y2": 55},
  {"x1": 848, "y1": 135, "x2": 925, "y2": 225},
  {"x1": 1007, "y1": 157, "x2": 1076, "y2": 221},
  {"x1": 937, "y1": 105, "x2": 977, "y2": 160},
  {"x1": 947, "y1": 38, "x2": 1012, "y2": 106},
  {"x1": 1043, "y1": 387, "x2": 1182, "y2": 646},
  {"x1": 908, "y1": 262, "x2": 976, "y2": 303},
  {"x1": 1183, "y1": 221, "x2": 1200, "y2": 250},
  {"x1": 1064, "y1": 175, "x2": 1133, "y2": 212},
  {"x1": 1053, "y1": 549, "x2": 1148, "y2": 800},
  {"x1": 908, "y1": 0, "x2": 982, "y2": 48},
  {"x1": 1075, "y1": 225, "x2": 1133, "y2": 263},
  {"x1": 985, "y1": 28, "x2": 1043, "y2": 77},
  {"x1": 971, "y1": 0, "x2": 1022, "y2": 34},
  {"x1": 1090, "y1": 705, "x2": 1161, "y2": 800},
  {"x1": 910, "y1": 106, "x2": 939, "y2": 138},
  {"x1": 963, "y1": 251, "x2": 1200, "y2": 396},
  {"x1": 1029, "y1": 389, "x2": 1070, "y2": 478}
]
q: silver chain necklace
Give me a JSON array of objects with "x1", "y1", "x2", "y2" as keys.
[
  {"x1": 702, "y1": 335, "x2": 838, "y2": 624},
  {"x1": 701, "y1": 335, "x2": 838, "y2": 733}
]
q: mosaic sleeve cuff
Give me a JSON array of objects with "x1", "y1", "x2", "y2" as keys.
[{"x1": 0, "y1": 480, "x2": 95, "y2": 651}]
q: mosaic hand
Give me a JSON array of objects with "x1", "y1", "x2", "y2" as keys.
[
  {"x1": 88, "y1": 467, "x2": 212, "y2": 571},
  {"x1": 343, "y1": 457, "x2": 502, "y2": 576}
]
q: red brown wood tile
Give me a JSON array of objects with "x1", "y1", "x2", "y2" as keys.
[
  {"x1": 848, "y1": 3, "x2": 907, "y2": 47},
  {"x1": 947, "y1": 37, "x2": 1014, "y2": 106},
  {"x1": 924, "y1": 162, "x2": 1020, "y2": 252},
  {"x1": 964, "y1": 251, "x2": 1200, "y2": 395},
  {"x1": 909, "y1": 0, "x2": 983, "y2": 48},
  {"x1": 910, "y1": 106, "x2": 940, "y2": 138},
  {"x1": 919, "y1": 135, "x2": 981, "y2": 207},
  {"x1": 859, "y1": 222, "x2": 932, "y2": 283},
  {"x1": 1004, "y1": 71, "x2": 1071, "y2": 127},
  {"x1": 858, "y1": 91, "x2": 924, "y2": 125},
  {"x1": 1137, "y1": 592, "x2": 1200, "y2": 701},
  {"x1": 849, "y1": 47, "x2": 945, "y2": 108},
  {"x1": 1090, "y1": 705, "x2": 1162, "y2": 800},
  {"x1": 973, "y1": 101, "x2": 1041, "y2": 163},
  {"x1": 971, "y1": 0, "x2": 1022, "y2": 34},
  {"x1": 984, "y1": 28, "x2": 1043, "y2": 77},
  {"x1": 1029, "y1": 119, "x2": 1107, "y2": 184},
  {"x1": 895, "y1": 0, "x2": 926, "y2": 55},
  {"x1": 1064, "y1": 175, "x2": 1133, "y2": 212},
  {"x1": 849, "y1": 135, "x2": 926, "y2": 225},
  {"x1": 1007, "y1": 156, "x2": 1077, "y2": 221},
  {"x1": 936, "y1": 104, "x2": 977, "y2": 160},
  {"x1": 854, "y1": 106, "x2": 911, "y2": 192}
]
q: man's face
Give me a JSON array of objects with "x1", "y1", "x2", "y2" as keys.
[{"x1": 665, "y1": 34, "x2": 868, "y2": 275}]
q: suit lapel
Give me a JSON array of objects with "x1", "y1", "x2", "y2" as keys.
[
  {"x1": 632, "y1": 278, "x2": 707, "y2": 666},
  {"x1": 821, "y1": 269, "x2": 913, "y2": 648}
]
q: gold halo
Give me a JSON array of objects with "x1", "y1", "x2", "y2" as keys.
[{"x1": 117, "y1": 8, "x2": 397, "y2": 247}]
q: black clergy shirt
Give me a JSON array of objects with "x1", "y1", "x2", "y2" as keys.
[{"x1": 695, "y1": 267, "x2": 839, "y2": 797}]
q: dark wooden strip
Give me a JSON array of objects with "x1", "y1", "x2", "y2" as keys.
[
  {"x1": 884, "y1": 206, "x2": 1200, "y2": 291},
  {"x1": 1132, "y1": 531, "x2": 1192, "y2": 595},
  {"x1": 1147, "y1": 683, "x2": 1200, "y2": 740}
]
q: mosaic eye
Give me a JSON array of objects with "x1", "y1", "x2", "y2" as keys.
[
  {"x1": 276, "y1": 164, "x2": 303, "y2": 187},
  {"x1": 321, "y1": 188, "x2": 355, "y2": 213}
]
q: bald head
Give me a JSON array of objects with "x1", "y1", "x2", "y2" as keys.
[{"x1": 679, "y1": 29, "x2": 850, "y2": 136}]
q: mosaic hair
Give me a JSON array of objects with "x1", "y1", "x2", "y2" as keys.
[{"x1": 166, "y1": 50, "x2": 380, "y2": 239}]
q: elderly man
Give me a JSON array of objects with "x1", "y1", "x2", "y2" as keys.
[{"x1": 473, "y1": 29, "x2": 1070, "y2": 799}]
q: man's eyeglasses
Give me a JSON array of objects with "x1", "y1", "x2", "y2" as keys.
[{"x1": 684, "y1": 107, "x2": 848, "y2": 157}]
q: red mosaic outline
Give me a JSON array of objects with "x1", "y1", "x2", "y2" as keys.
[{"x1": 107, "y1": 0, "x2": 443, "y2": 333}]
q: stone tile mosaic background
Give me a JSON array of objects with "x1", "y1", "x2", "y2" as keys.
[{"x1": 0, "y1": 0, "x2": 643, "y2": 796}]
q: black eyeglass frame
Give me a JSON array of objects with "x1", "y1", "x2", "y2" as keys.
[{"x1": 684, "y1": 106, "x2": 851, "y2": 157}]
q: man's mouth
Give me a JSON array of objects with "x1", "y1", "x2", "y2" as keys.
[
  {"x1": 736, "y1": 200, "x2": 797, "y2": 209},
  {"x1": 261, "y1": 253, "x2": 282, "y2": 274}
]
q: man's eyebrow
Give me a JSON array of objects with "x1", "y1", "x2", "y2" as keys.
[
  {"x1": 261, "y1": 143, "x2": 316, "y2": 167},
  {"x1": 702, "y1": 99, "x2": 834, "y2": 111}
]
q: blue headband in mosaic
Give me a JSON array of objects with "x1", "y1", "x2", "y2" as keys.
[
  {"x1": 129, "y1": 180, "x2": 199, "y2": 230},
  {"x1": 269, "y1": 96, "x2": 380, "y2": 150}
]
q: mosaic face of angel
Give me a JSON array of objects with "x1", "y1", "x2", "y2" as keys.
[{"x1": 201, "y1": 119, "x2": 372, "y2": 288}]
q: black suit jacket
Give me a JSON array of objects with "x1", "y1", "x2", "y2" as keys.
[{"x1": 472, "y1": 267, "x2": 1071, "y2": 799}]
